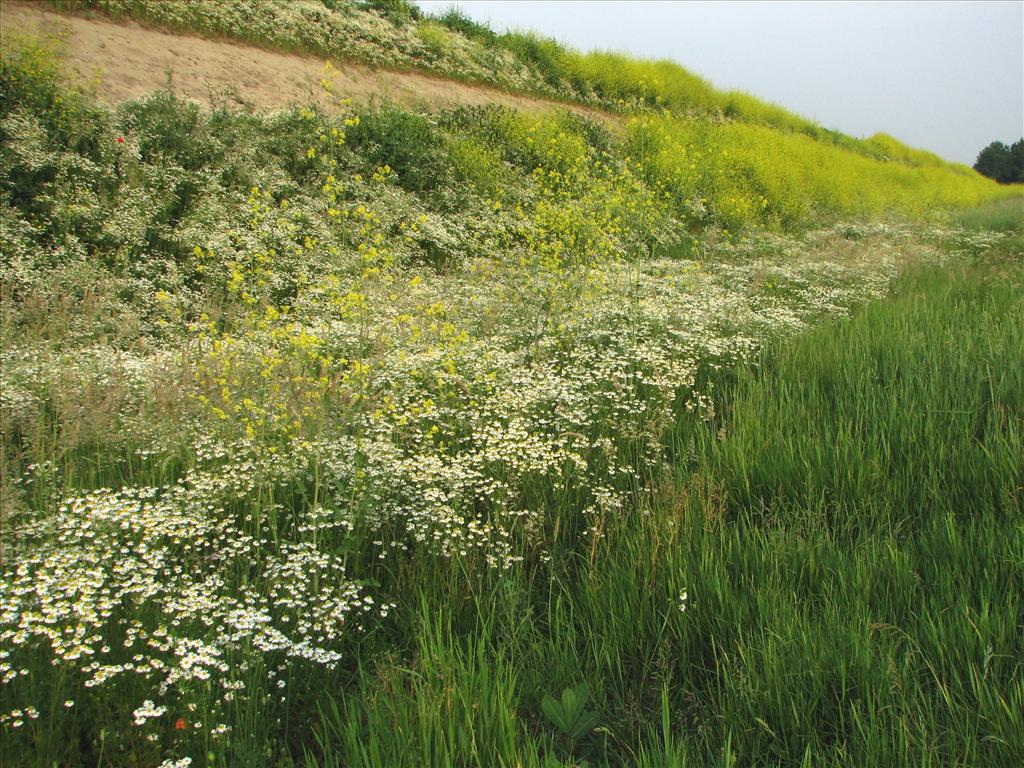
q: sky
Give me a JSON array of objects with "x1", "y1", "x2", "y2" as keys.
[{"x1": 415, "y1": 0, "x2": 1024, "y2": 165}]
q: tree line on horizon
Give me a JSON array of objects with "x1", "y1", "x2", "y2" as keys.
[{"x1": 973, "y1": 139, "x2": 1024, "y2": 184}]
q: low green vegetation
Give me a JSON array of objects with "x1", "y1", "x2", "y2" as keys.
[
  {"x1": 319, "y1": 252, "x2": 1023, "y2": 768},
  {"x1": 953, "y1": 195, "x2": 1024, "y2": 232},
  {"x1": 1, "y1": 21, "x2": 1022, "y2": 768}
]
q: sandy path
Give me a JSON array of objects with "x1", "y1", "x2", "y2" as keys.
[{"x1": 1, "y1": 2, "x2": 618, "y2": 126}]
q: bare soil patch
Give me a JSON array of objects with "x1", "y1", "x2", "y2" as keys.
[{"x1": 1, "y1": 1, "x2": 618, "y2": 126}]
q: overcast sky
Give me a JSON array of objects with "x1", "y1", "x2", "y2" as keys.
[{"x1": 415, "y1": 0, "x2": 1024, "y2": 165}]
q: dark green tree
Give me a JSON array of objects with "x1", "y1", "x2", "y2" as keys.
[{"x1": 973, "y1": 139, "x2": 1024, "y2": 183}]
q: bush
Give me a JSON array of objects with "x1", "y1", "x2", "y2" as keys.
[
  {"x1": 447, "y1": 134, "x2": 506, "y2": 197},
  {"x1": 120, "y1": 91, "x2": 213, "y2": 172},
  {"x1": 345, "y1": 106, "x2": 450, "y2": 192},
  {"x1": 355, "y1": 0, "x2": 422, "y2": 26},
  {"x1": 433, "y1": 6, "x2": 498, "y2": 45},
  {"x1": 498, "y1": 31, "x2": 567, "y2": 88},
  {"x1": 0, "y1": 30, "x2": 111, "y2": 161},
  {"x1": 415, "y1": 21, "x2": 452, "y2": 58}
]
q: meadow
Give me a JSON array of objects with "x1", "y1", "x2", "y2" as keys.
[{"x1": 1, "y1": 15, "x2": 1022, "y2": 768}]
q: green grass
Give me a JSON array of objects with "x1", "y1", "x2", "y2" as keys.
[
  {"x1": 306, "y1": 252, "x2": 1023, "y2": 767},
  {"x1": 671, "y1": 254, "x2": 1023, "y2": 765},
  {"x1": 952, "y1": 196, "x2": 1024, "y2": 232}
]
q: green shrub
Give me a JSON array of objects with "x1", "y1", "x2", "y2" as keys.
[
  {"x1": 0, "y1": 30, "x2": 111, "y2": 160},
  {"x1": 355, "y1": 0, "x2": 421, "y2": 26},
  {"x1": 120, "y1": 91, "x2": 214, "y2": 172},
  {"x1": 345, "y1": 106, "x2": 450, "y2": 192},
  {"x1": 447, "y1": 134, "x2": 506, "y2": 197},
  {"x1": 415, "y1": 21, "x2": 452, "y2": 58},
  {"x1": 433, "y1": 5, "x2": 498, "y2": 45},
  {"x1": 498, "y1": 30, "x2": 567, "y2": 88}
]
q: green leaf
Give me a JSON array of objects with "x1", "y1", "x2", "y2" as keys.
[
  {"x1": 568, "y1": 710, "x2": 599, "y2": 741},
  {"x1": 541, "y1": 693, "x2": 568, "y2": 733},
  {"x1": 560, "y1": 686, "x2": 578, "y2": 720}
]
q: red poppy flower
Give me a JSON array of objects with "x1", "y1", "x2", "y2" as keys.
[
  {"x1": 116, "y1": 136, "x2": 125, "y2": 144},
  {"x1": 174, "y1": 717, "x2": 187, "y2": 730}
]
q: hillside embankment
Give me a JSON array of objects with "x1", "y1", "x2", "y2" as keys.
[
  {"x1": 1, "y1": 1, "x2": 618, "y2": 123},
  {"x1": 2, "y1": 3, "x2": 1023, "y2": 765}
]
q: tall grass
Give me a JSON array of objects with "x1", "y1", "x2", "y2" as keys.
[
  {"x1": 306, "y1": 248, "x2": 1023, "y2": 766},
  {"x1": 952, "y1": 196, "x2": 1024, "y2": 232}
]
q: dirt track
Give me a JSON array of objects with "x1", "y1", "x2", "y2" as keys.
[{"x1": 1, "y1": 1, "x2": 618, "y2": 125}]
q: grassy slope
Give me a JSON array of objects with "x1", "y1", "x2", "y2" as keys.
[
  {"x1": 39, "y1": 0, "x2": 1020, "y2": 227},
  {"x1": 1, "y1": 18, "x2": 1023, "y2": 768},
  {"x1": 50, "y1": 1, "x2": 1013, "y2": 172},
  {"x1": 321, "y1": 232, "x2": 1023, "y2": 767}
]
